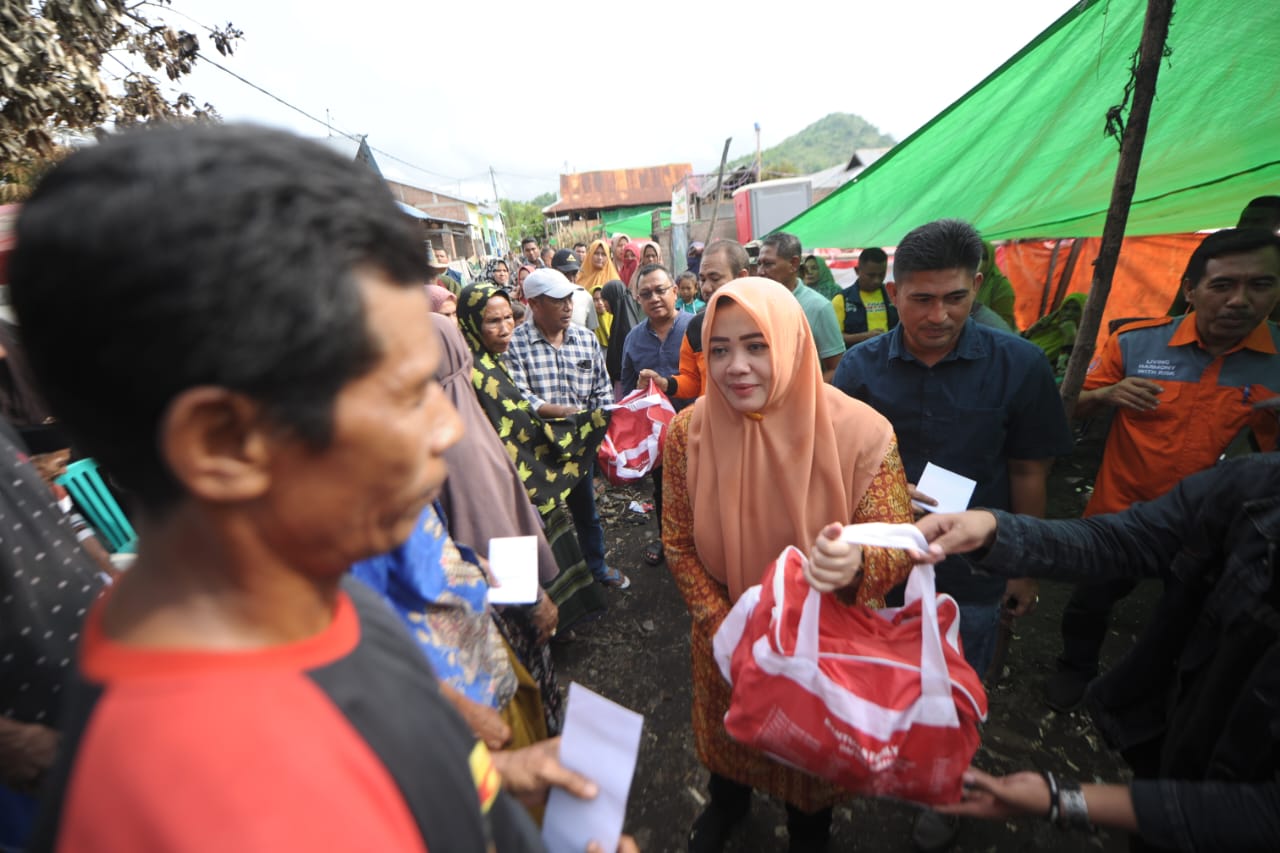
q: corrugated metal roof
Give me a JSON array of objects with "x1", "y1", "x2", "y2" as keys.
[
  {"x1": 396, "y1": 201, "x2": 467, "y2": 225},
  {"x1": 396, "y1": 201, "x2": 432, "y2": 220},
  {"x1": 545, "y1": 163, "x2": 693, "y2": 214},
  {"x1": 694, "y1": 164, "x2": 759, "y2": 203}
]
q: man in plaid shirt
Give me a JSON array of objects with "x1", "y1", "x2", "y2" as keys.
[{"x1": 506, "y1": 269, "x2": 628, "y2": 589}]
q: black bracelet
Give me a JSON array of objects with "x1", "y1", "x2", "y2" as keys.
[
  {"x1": 1057, "y1": 778, "x2": 1092, "y2": 831},
  {"x1": 1041, "y1": 770, "x2": 1060, "y2": 824}
]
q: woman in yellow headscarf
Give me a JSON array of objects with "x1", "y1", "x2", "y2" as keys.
[{"x1": 577, "y1": 238, "x2": 622, "y2": 292}]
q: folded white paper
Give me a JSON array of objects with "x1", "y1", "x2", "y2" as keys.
[
  {"x1": 486, "y1": 536, "x2": 539, "y2": 605},
  {"x1": 542, "y1": 683, "x2": 643, "y2": 853},
  {"x1": 912, "y1": 462, "x2": 977, "y2": 514}
]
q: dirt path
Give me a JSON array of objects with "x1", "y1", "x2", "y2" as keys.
[{"x1": 553, "y1": 426, "x2": 1155, "y2": 852}]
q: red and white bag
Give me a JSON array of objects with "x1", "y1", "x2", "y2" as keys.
[
  {"x1": 596, "y1": 380, "x2": 676, "y2": 486},
  {"x1": 712, "y1": 523, "x2": 987, "y2": 805}
]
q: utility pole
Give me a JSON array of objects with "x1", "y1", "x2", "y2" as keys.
[
  {"x1": 754, "y1": 122, "x2": 762, "y2": 179},
  {"x1": 488, "y1": 167, "x2": 504, "y2": 258},
  {"x1": 671, "y1": 174, "x2": 690, "y2": 272}
]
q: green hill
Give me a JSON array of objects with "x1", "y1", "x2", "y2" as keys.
[{"x1": 731, "y1": 113, "x2": 896, "y2": 177}]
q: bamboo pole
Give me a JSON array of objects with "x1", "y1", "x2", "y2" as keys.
[{"x1": 1059, "y1": 0, "x2": 1175, "y2": 419}]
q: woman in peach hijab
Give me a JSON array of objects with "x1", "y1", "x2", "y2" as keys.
[{"x1": 663, "y1": 277, "x2": 913, "y2": 851}]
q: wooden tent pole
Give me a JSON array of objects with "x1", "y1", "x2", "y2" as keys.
[
  {"x1": 1052, "y1": 239, "x2": 1087, "y2": 312},
  {"x1": 1059, "y1": 0, "x2": 1175, "y2": 419},
  {"x1": 1039, "y1": 239, "x2": 1064, "y2": 317}
]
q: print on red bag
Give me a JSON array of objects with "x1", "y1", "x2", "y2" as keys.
[{"x1": 822, "y1": 718, "x2": 899, "y2": 772}]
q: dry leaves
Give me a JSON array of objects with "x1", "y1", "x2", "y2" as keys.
[{"x1": 1, "y1": 1, "x2": 241, "y2": 186}]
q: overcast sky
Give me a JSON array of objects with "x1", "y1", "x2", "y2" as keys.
[{"x1": 161, "y1": 1, "x2": 1074, "y2": 202}]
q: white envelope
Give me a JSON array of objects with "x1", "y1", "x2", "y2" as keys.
[
  {"x1": 486, "y1": 536, "x2": 539, "y2": 605},
  {"x1": 542, "y1": 683, "x2": 643, "y2": 853},
  {"x1": 912, "y1": 462, "x2": 977, "y2": 514}
]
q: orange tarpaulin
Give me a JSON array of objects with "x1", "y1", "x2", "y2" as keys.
[{"x1": 999, "y1": 233, "x2": 1204, "y2": 348}]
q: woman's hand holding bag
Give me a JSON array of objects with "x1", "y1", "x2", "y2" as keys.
[{"x1": 803, "y1": 522, "x2": 863, "y2": 594}]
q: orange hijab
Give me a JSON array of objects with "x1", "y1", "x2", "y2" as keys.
[
  {"x1": 577, "y1": 238, "x2": 622, "y2": 291},
  {"x1": 687, "y1": 277, "x2": 894, "y2": 602}
]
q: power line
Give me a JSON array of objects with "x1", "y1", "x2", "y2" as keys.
[
  {"x1": 153, "y1": 5, "x2": 564, "y2": 199},
  {"x1": 153, "y1": 7, "x2": 546, "y2": 197},
  {"x1": 194, "y1": 54, "x2": 338, "y2": 136},
  {"x1": 195, "y1": 52, "x2": 485, "y2": 191},
  {"x1": 493, "y1": 169, "x2": 561, "y2": 182},
  {"x1": 365, "y1": 142, "x2": 466, "y2": 185}
]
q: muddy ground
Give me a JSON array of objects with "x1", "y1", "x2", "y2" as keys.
[{"x1": 552, "y1": 421, "x2": 1158, "y2": 852}]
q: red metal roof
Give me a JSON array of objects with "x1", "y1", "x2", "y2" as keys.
[{"x1": 545, "y1": 164, "x2": 693, "y2": 214}]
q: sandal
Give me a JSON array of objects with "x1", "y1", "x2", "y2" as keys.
[
  {"x1": 597, "y1": 568, "x2": 631, "y2": 590},
  {"x1": 643, "y1": 540, "x2": 665, "y2": 565}
]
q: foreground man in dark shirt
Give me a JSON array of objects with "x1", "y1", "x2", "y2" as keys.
[
  {"x1": 10, "y1": 123, "x2": 634, "y2": 853},
  {"x1": 916, "y1": 453, "x2": 1280, "y2": 852}
]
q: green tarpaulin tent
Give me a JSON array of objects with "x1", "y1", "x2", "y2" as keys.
[
  {"x1": 780, "y1": 0, "x2": 1279, "y2": 249},
  {"x1": 604, "y1": 207, "x2": 670, "y2": 239}
]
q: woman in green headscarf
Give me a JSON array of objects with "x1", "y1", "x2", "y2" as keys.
[
  {"x1": 801, "y1": 254, "x2": 841, "y2": 301},
  {"x1": 456, "y1": 281, "x2": 612, "y2": 630},
  {"x1": 977, "y1": 240, "x2": 1019, "y2": 331}
]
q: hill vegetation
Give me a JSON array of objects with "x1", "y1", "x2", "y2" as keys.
[{"x1": 730, "y1": 112, "x2": 896, "y2": 178}]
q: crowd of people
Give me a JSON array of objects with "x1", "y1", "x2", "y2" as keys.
[{"x1": 0, "y1": 121, "x2": 1277, "y2": 853}]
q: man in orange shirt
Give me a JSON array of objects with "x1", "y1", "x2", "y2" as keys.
[
  {"x1": 1046, "y1": 228, "x2": 1280, "y2": 711},
  {"x1": 638, "y1": 240, "x2": 749, "y2": 398}
]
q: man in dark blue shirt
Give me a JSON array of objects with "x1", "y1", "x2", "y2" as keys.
[
  {"x1": 835, "y1": 219, "x2": 1071, "y2": 675},
  {"x1": 834, "y1": 220, "x2": 1072, "y2": 851}
]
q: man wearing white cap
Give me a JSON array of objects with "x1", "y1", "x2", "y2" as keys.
[{"x1": 505, "y1": 269, "x2": 628, "y2": 589}]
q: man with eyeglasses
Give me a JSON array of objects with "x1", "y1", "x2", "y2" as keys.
[
  {"x1": 621, "y1": 265, "x2": 693, "y2": 406},
  {"x1": 619, "y1": 264, "x2": 693, "y2": 567}
]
